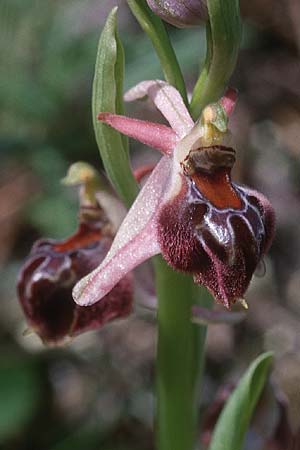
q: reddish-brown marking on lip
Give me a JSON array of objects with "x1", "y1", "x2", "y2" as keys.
[
  {"x1": 191, "y1": 168, "x2": 242, "y2": 210},
  {"x1": 53, "y1": 224, "x2": 102, "y2": 253}
]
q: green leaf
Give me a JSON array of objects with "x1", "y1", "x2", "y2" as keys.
[
  {"x1": 127, "y1": 0, "x2": 188, "y2": 105},
  {"x1": 92, "y1": 8, "x2": 138, "y2": 207},
  {"x1": 208, "y1": 352, "x2": 273, "y2": 450},
  {"x1": 191, "y1": 0, "x2": 242, "y2": 118}
]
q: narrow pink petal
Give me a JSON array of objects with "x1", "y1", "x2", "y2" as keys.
[
  {"x1": 73, "y1": 157, "x2": 171, "y2": 306},
  {"x1": 124, "y1": 80, "x2": 194, "y2": 138},
  {"x1": 98, "y1": 112, "x2": 176, "y2": 155},
  {"x1": 220, "y1": 88, "x2": 238, "y2": 117}
]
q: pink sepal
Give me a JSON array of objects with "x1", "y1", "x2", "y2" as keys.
[{"x1": 98, "y1": 112, "x2": 177, "y2": 155}]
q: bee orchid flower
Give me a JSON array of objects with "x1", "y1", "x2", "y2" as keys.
[
  {"x1": 73, "y1": 80, "x2": 275, "y2": 309},
  {"x1": 17, "y1": 163, "x2": 133, "y2": 344}
]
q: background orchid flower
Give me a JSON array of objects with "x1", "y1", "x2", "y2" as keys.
[
  {"x1": 17, "y1": 163, "x2": 133, "y2": 344},
  {"x1": 73, "y1": 80, "x2": 275, "y2": 309}
]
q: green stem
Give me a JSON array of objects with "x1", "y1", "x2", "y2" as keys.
[
  {"x1": 155, "y1": 257, "x2": 212, "y2": 450},
  {"x1": 127, "y1": 0, "x2": 188, "y2": 105},
  {"x1": 154, "y1": 1, "x2": 241, "y2": 448},
  {"x1": 190, "y1": 0, "x2": 241, "y2": 119}
]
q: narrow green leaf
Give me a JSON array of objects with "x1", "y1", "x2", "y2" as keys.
[
  {"x1": 191, "y1": 0, "x2": 242, "y2": 118},
  {"x1": 115, "y1": 31, "x2": 129, "y2": 153},
  {"x1": 127, "y1": 0, "x2": 188, "y2": 105},
  {"x1": 209, "y1": 352, "x2": 273, "y2": 450},
  {"x1": 92, "y1": 7, "x2": 138, "y2": 207}
]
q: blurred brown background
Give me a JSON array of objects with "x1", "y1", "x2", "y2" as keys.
[{"x1": 1, "y1": 1, "x2": 300, "y2": 449}]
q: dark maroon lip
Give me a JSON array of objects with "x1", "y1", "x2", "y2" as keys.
[
  {"x1": 17, "y1": 209, "x2": 133, "y2": 344},
  {"x1": 157, "y1": 164, "x2": 275, "y2": 309}
]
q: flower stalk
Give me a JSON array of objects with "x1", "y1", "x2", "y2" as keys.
[
  {"x1": 156, "y1": 257, "x2": 212, "y2": 450},
  {"x1": 73, "y1": 2, "x2": 257, "y2": 449},
  {"x1": 127, "y1": 0, "x2": 188, "y2": 105},
  {"x1": 152, "y1": 0, "x2": 240, "y2": 448},
  {"x1": 190, "y1": 0, "x2": 242, "y2": 118}
]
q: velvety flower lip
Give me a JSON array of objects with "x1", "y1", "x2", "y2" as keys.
[
  {"x1": 73, "y1": 80, "x2": 275, "y2": 309},
  {"x1": 146, "y1": 0, "x2": 208, "y2": 28},
  {"x1": 17, "y1": 168, "x2": 133, "y2": 345}
]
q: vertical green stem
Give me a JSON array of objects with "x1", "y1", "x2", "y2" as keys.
[
  {"x1": 190, "y1": 0, "x2": 241, "y2": 119},
  {"x1": 155, "y1": 258, "x2": 212, "y2": 450},
  {"x1": 154, "y1": 1, "x2": 241, "y2": 448},
  {"x1": 127, "y1": 0, "x2": 188, "y2": 105}
]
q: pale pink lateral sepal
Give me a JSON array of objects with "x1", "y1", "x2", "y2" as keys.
[
  {"x1": 73, "y1": 157, "x2": 171, "y2": 306},
  {"x1": 98, "y1": 112, "x2": 176, "y2": 155},
  {"x1": 124, "y1": 80, "x2": 194, "y2": 138}
]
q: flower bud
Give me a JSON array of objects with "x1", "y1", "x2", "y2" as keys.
[{"x1": 147, "y1": 0, "x2": 208, "y2": 28}]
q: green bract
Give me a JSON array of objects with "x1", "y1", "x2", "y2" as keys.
[{"x1": 92, "y1": 8, "x2": 138, "y2": 207}]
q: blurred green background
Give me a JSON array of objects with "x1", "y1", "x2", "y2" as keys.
[{"x1": 1, "y1": 1, "x2": 300, "y2": 449}]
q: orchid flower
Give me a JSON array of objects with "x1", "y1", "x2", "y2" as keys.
[
  {"x1": 73, "y1": 80, "x2": 275, "y2": 309},
  {"x1": 18, "y1": 163, "x2": 133, "y2": 344}
]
